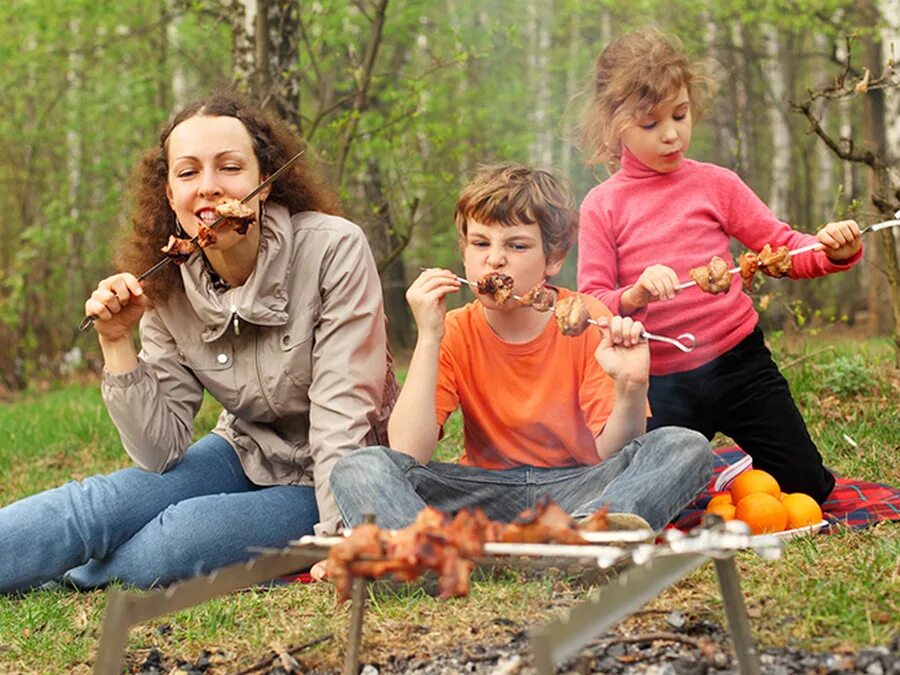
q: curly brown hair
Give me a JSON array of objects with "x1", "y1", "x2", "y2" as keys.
[
  {"x1": 577, "y1": 29, "x2": 713, "y2": 167},
  {"x1": 454, "y1": 164, "x2": 578, "y2": 265},
  {"x1": 114, "y1": 91, "x2": 340, "y2": 302}
]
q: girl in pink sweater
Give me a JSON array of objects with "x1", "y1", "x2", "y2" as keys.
[{"x1": 576, "y1": 30, "x2": 862, "y2": 503}]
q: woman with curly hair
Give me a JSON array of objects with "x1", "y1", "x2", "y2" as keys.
[{"x1": 0, "y1": 92, "x2": 394, "y2": 592}]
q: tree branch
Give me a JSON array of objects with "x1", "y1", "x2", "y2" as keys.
[{"x1": 335, "y1": 0, "x2": 389, "y2": 187}]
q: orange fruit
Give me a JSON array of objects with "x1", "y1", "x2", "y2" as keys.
[
  {"x1": 706, "y1": 502, "x2": 737, "y2": 521},
  {"x1": 731, "y1": 469, "x2": 781, "y2": 505},
  {"x1": 707, "y1": 492, "x2": 733, "y2": 508},
  {"x1": 734, "y1": 493, "x2": 788, "y2": 534},
  {"x1": 781, "y1": 493, "x2": 823, "y2": 529}
]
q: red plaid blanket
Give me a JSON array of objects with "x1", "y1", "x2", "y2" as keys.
[{"x1": 670, "y1": 446, "x2": 900, "y2": 531}]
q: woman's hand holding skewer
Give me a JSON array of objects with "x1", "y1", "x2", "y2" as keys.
[
  {"x1": 621, "y1": 264, "x2": 680, "y2": 313},
  {"x1": 816, "y1": 219, "x2": 861, "y2": 262},
  {"x1": 84, "y1": 273, "x2": 147, "y2": 373}
]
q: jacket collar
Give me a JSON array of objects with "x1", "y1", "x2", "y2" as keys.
[{"x1": 181, "y1": 202, "x2": 293, "y2": 342}]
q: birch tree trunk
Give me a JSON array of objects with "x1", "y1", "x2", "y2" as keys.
[
  {"x1": 875, "y1": 0, "x2": 900, "y2": 357},
  {"x1": 230, "y1": 0, "x2": 299, "y2": 120},
  {"x1": 707, "y1": 16, "x2": 738, "y2": 169},
  {"x1": 527, "y1": 0, "x2": 553, "y2": 166},
  {"x1": 764, "y1": 26, "x2": 791, "y2": 218}
]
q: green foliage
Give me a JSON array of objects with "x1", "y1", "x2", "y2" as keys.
[
  {"x1": 1, "y1": 0, "x2": 889, "y2": 381},
  {"x1": 816, "y1": 353, "x2": 877, "y2": 398}
]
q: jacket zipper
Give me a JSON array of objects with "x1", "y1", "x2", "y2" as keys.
[{"x1": 230, "y1": 303, "x2": 241, "y2": 336}]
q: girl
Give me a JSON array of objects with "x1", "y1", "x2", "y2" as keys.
[
  {"x1": 576, "y1": 30, "x2": 862, "y2": 503},
  {"x1": 0, "y1": 92, "x2": 394, "y2": 593}
]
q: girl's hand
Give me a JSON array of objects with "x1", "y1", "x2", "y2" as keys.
[
  {"x1": 84, "y1": 273, "x2": 148, "y2": 343},
  {"x1": 817, "y1": 220, "x2": 861, "y2": 261},
  {"x1": 593, "y1": 316, "x2": 650, "y2": 386},
  {"x1": 623, "y1": 264, "x2": 680, "y2": 310},
  {"x1": 405, "y1": 268, "x2": 461, "y2": 342}
]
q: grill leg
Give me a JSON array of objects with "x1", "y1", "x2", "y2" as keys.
[
  {"x1": 93, "y1": 590, "x2": 132, "y2": 675},
  {"x1": 343, "y1": 577, "x2": 368, "y2": 675},
  {"x1": 713, "y1": 556, "x2": 762, "y2": 675}
]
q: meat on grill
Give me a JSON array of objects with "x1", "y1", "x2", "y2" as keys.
[
  {"x1": 688, "y1": 255, "x2": 732, "y2": 294},
  {"x1": 476, "y1": 272, "x2": 515, "y2": 304},
  {"x1": 554, "y1": 295, "x2": 591, "y2": 337},
  {"x1": 518, "y1": 283, "x2": 555, "y2": 312},
  {"x1": 326, "y1": 498, "x2": 610, "y2": 602},
  {"x1": 214, "y1": 198, "x2": 257, "y2": 235},
  {"x1": 160, "y1": 236, "x2": 198, "y2": 264}
]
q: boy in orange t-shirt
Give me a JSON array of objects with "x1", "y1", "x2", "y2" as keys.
[{"x1": 330, "y1": 164, "x2": 712, "y2": 531}]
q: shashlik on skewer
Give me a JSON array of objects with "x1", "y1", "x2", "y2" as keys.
[
  {"x1": 686, "y1": 244, "x2": 794, "y2": 295},
  {"x1": 470, "y1": 273, "x2": 695, "y2": 351},
  {"x1": 327, "y1": 498, "x2": 611, "y2": 601},
  {"x1": 159, "y1": 198, "x2": 257, "y2": 265}
]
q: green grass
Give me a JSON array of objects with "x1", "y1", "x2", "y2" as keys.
[{"x1": 0, "y1": 336, "x2": 897, "y2": 673}]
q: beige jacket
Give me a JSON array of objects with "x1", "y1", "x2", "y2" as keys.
[{"x1": 102, "y1": 204, "x2": 390, "y2": 535}]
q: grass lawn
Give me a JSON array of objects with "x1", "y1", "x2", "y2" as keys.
[{"x1": 0, "y1": 335, "x2": 897, "y2": 673}]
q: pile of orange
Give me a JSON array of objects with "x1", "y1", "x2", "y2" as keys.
[{"x1": 703, "y1": 469, "x2": 823, "y2": 535}]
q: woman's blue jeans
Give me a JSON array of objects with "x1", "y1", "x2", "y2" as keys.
[
  {"x1": 330, "y1": 427, "x2": 713, "y2": 531},
  {"x1": 0, "y1": 433, "x2": 318, "y2": 593}
]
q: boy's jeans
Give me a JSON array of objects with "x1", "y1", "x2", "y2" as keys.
[
  {"x1": 0, "y1": 433, "x2": 318, "y2": 593},
  {"x1": 331, "y1": 427, "x2": 712, "y2": 531}
]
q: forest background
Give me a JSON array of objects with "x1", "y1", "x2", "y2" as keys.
[{"x1": 2, "y1": 0, "x2": 900, "y2": 390}]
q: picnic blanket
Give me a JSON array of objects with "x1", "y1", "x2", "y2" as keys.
[{"x1": 670, "y1": 446, "x2": 900, "y2": 531}]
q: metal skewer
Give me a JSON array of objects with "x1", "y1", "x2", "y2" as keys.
[
  {"x1": 676, "y1": 214, "x2": 900, "y2": 291},
  {"x1": 434, "y1": 271, "x2": 696, "y2": 353},
  {"x1": 78, "y1": 150, "x2": 305, "y2": 332}
]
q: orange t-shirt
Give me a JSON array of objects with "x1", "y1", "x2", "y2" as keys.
[{"x1": 436, "y1": 287, "x2": 630, "y2": 469}]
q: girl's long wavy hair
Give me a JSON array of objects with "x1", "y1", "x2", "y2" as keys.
[
  {"x1": 114, "y1": 91, "x2": 340, "y2": 302},
  {"x1": 575, "y1": 29, "x2": 714, "y2": 170}
]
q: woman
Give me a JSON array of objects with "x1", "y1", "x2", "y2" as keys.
[{"x1": 0, "y1": 92, "x2": 394, "y2": 592}]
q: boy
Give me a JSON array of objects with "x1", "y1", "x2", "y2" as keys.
[{"x1": 330, "y1": 164, "x2": 712, "y2": 532}]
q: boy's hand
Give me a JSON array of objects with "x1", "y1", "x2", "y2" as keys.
[
  {"x1": 816, "y1": 220, "x2": 861, "y2": 261},
  {"x1": 406, "y1": 268, "x2": 461, "y2": 341},
  {"x1": 593, "y1": 316, "x2": 650, "y2": 386},
  {"x1": 623, "y1": 264, "x2": 680, "y2": 310}
]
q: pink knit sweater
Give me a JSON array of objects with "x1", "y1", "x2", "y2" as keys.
[{"x1": 577, "y1": 148, "x2": 862, "y2": 375}]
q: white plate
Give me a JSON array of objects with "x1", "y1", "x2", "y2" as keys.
[
  {"x1": 580, "y1": 529, "x2": 656, "y2": 543},
  {"x1": 773, "y1": 519, "x2": 829, "y2": 541}
]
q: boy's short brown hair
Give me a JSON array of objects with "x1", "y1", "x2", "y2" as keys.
[{"x1": 454, "y1": 164, "x2": 578, "y2": 264}]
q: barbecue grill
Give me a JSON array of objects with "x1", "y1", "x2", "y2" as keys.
[{"x1": 93, "y1": 517, "x2": 780, "y2": 675}]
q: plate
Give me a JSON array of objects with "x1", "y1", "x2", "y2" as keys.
[
  {"x1": 580, "y1": 529, "x2": 656, "y2": 544},
  {"x1": 773, "y1": 519, "x2": 829, "y2": 541}
]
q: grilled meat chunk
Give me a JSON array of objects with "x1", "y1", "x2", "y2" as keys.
[
  {"x1": 160, "y1": 236, "x2": 198, "y2": 264},
  {"x1": 554, "y1": 295, "x2": 591, "y2": 337},
  {"x1": 688, "y1": 255, "x2": 732, "y2": 294},
  {"x1": 214, "y1": 198, "x2": 257, "y2": 235},
  {"x1": 758, "y1": 244, "x2": 792, "y2": 278},
  {"x1": 476, "y1": 271, "x2": 515, "y2": 304}
]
